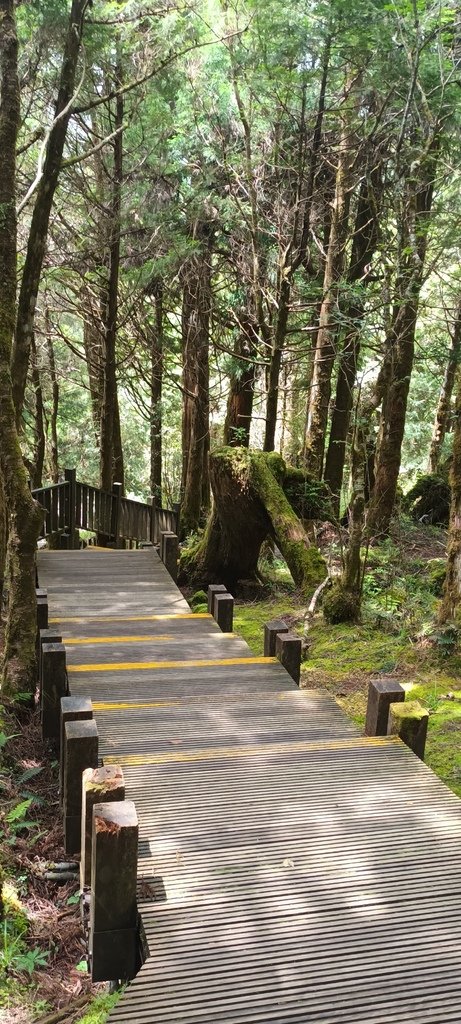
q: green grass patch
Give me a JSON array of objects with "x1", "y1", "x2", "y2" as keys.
[{"x1": 75, "y1": 990, "x2": 124, "y2": 1023}]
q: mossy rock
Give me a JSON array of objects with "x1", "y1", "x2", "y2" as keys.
[
  {"x1": 190, "y1": 589, "x2": 208, "y2": 610},
  {"x1": 323, "y1": 582, "x2": 360, "y2": 624},
  {"x1": 427, "y1": 558, "x2": 447, "y2": 597},
  {"x1": 403, "y1": 474, "x2": 450, "y2": 526},
  {"x1": 283, "y1": 469, "x2": 333, "y2": 521}
]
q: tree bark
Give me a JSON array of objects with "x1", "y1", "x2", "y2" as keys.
[
  {"x1": 439, "y1": 368, "x2": 461, "y2": 622},
  {"x1": 149, "y1": 285, "x2": 163, "y2": 503},
  {"x1": 44, "y1": 306, "x2": 59, "y2": 482},
  {"x1": 100, "y1": 58, "x2": 124, "y2": 494},
  {"x1": 0, "y1": 0, "x2": 43, "y2": 700},
  {"x1": 29, "y1": 334, "x2": 45, "y2": 488},
  {"x1": 180, "y1": 221, "x2": 213, "y2": 534},
  {"x1": 428, "y1": 299, "x2": 461, "y2": 474},
  {"x1": 323, "y1": 169, "x2": 381, "y2": 505},
  {"x1": 367, "y1": 144, "x2": 438, "y2": 537},
  {"x1": 10, "y1": 0, "x2": 87, "y2": 425},
  {"x1": 82, "y1": 293, "x2": 104, "y2": 445},
  {"x1": 223, "y1": 313, "x2": 257, "y2": 447},
  {"x1": 180, "y1": 447, "x2": 326, "y2": 594},
  {"x1": 304, "y1": 90, "x2": 355, "y2": 477}
]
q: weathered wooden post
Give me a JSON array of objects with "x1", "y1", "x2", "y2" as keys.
[
  {"x1": 39, "y1": 627, "x2": 62, "y2": 692},
  {"x1": 42, "y1": 643, "x2": 67, "y2": 745},
  {"x1": 276, "y1": 632, "x2": 302, "y2": 685},
  {"x1": 36, "y1": 589, "x2": 48, "y2": 640},
  {"x1": 63, "y1": 719, "x2": 99, "y2": 855},
  {"x1": 80, "y1": 766, "x2": 125, "y2": 888},
  {"x1": 365, "y1": 679, "x2": 405, "y2": 736},
  {"x1": 64, "y1": 468, "x2": 77, "y2": 548},
  {"x1": 60, "y1": 696, "x2": 93, "y2": 805},
  {"x1": 207, "y1": 584, "x2": 227, "y2": 614},
  {"x1": 388, "y1": 700, "x2": 429, "y2": 760},
  {"x1": 90, "y1": 800, "x2": 139, "y2": 982},
  {"x1": 161, "y1": 533, "x2": 178, "y2": 581},
  {"x1": 173, "y1": 501, "x2": 181, "y2": 539},
  {"x1": 160, "y1": 529, "x2": 174, "y2": 563},
  {"x1": 214, "y1": 593, "x2": 234, "y2": 632},
  {"x1": 149, "y1": 495, "x2": 157, "y2": 546},
  {"x1": 264, "y1": 619, "x2": 289, "y2": 657},
  {"x1": 111, "y1": 482, "x2": 123, "y2": 548}
]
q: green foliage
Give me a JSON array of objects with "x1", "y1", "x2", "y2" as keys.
[{"x1": 74, "y1": 990, "x2": 124, "y2": 1024}]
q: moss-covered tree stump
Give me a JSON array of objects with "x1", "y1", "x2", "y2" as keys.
[{"x1": 180, "y1": 447, "x2": 326, "y2": 596}]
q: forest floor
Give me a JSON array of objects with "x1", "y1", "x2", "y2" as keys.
[{"x1": 1, "y1": 516, "x2": 460, "y2": 1023}]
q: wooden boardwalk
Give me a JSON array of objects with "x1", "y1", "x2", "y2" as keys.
[{"x1": 38, "y1": 549, "x2": 461, "y2": 1023}]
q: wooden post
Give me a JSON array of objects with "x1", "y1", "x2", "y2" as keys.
[
  {"x1": 39, "y1": 628, "x2": 62, "y2": 692},
  {"x1": 163, "y1": 533, "x2": 179, "y2": 582},
  {"x1": 388, "y1": 700, "x2": 429, "y2": 760},
  {"x1": 207, "y1": 584, "x2": 227, "y2": 614},
  {"x1": 149, "y1": 495, "x2": 157, "y2": 546},
  {"x1": 160, "y1": 529, "x2": 174, "y2": 563},
  {"x1": 276, "y1": 632, "x2": 302, "y2": 685},
  {"x1": 365, "y1": 679, "x2": 405, "y2": 736},
  {"x1": 64, "y1": 468, "x2": 77, "y2": 549},
  {"x1": 41, "y1": 642, "x2": 67, "y2": 745},
  {"x1": 60, "y1": 696, "x2": 93, "y2": 806},
  {"x1": 36, "y1": 594, "x2": 48, "y2": 637},
  {"x1": 264, "y1": 619, "x2": 289, "y2": 657},
  {"x1": 111, "y1": 482, "x2": 123, "y2": 548},
  {"x1": 63, "y1": 719, "x2": 99, "y2": 855},
  {"x1": 214, "y1": 593, "x2": 234, "y2": 632},
  {"x1": 81, "y1": 766, "x2": 125, "y2": 888},
  {"x1": 90, "y1": 800, "x2": 139, "y2": 982},
  {"x1": 173, "y1": 501, "x2": 181, "y2": 539}
]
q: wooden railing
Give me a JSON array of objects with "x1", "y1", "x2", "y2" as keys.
[{"x1": 32, "y1": 469, "x2": 180, "y2": 549}]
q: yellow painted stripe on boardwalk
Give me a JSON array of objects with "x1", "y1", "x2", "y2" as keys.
[
  {"x1": 49, "y1": 613, "x2": 212, "y2": 624},
  {"x1": 104, "y1": 736, "x2": 402, "y2": 767},
  {"x1": 93, "y1": 691, "x2": 293, "y2": 712},
  {"x1": 69, "y1": 656, "x2": 278, "y2": 673},
  {"x1": 94, "y1": 699, "x2": 180, "y2": 711},
  {"x1": 64, "y1": 635, "x2": 173, "y2": 645}
]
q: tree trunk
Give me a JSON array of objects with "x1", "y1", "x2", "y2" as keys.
[
  {"x1": 10, "y1": 0, "x2": 87, "y2": 425},
  {"x1": 100, "y1": 61, "x2": 124, "y2": 494},
  {"x1": 303, "y1": 94, "x2": 355, "y2": 477},
  {"x1": 439, "y1": 369, "x2": 461, "y2": 622},
  {"x1": 149, "y1": 286, "x2": 163, "y2": 504},
  {"x1": 44, "y1": 307, "x2": 59, "y2": 482},
  {"x1": 0, "y1": 470, "x2": 7, "y2": 608},
  {"x1": 223, "y1": 313, "x2": 257, "y2": 447},
  {"x1": 29, "y1": 334, "x2": 45, "y2": 488},
  {"x1": 428, "y1": 299, "x2": 461, "y2": 474},
  {"x1": 323, "y1": 170, "x2": 381, "y2": 506},
  {"x1": 82, "y1": 294, "x2": 104, "y2": 445},
  {"x1": 0, "y1": 0, "x2": 43, "y2": 701},
  {"x1": 263, "y1": 278, "x2": 290, "y2": 452},
  {"x1": 180, "y1": 447, "x2": 326, "y2": 594},
  {"x1": 180, "y1": 221, "x2": 213, "y2": 535},
  {"x1": 367, "y1": 145, "x2": 438, "y2": 537}
]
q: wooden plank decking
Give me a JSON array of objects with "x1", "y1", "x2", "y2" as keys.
[{"x1": 38, "y1": 549, "x2": 461, "y2": 1023}]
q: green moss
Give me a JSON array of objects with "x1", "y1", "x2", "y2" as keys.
[
  {"x1": 248, "y1": 452, "x2": 326, "y2": 593},
  {"x1": 234, "y1": 598, "x2": 301, "y2": 654},
  {"x1": 190, "y1": 589, "x2": 207, "y2": 610},
  {"x1": 323, "y1": 583, "x2": 360, "y2": 624},
  {"x1": 426, "y1": 558, "x2": 446, "y2": 596}
]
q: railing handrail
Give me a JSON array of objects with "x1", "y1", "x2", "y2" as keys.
[{"x1": 32, "y1": 471, "x2": 179, "y2": 548}]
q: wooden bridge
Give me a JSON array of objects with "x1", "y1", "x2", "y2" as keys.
[{"x1": 37, "y1": 545, "x2": 461, "y2": 1024}]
